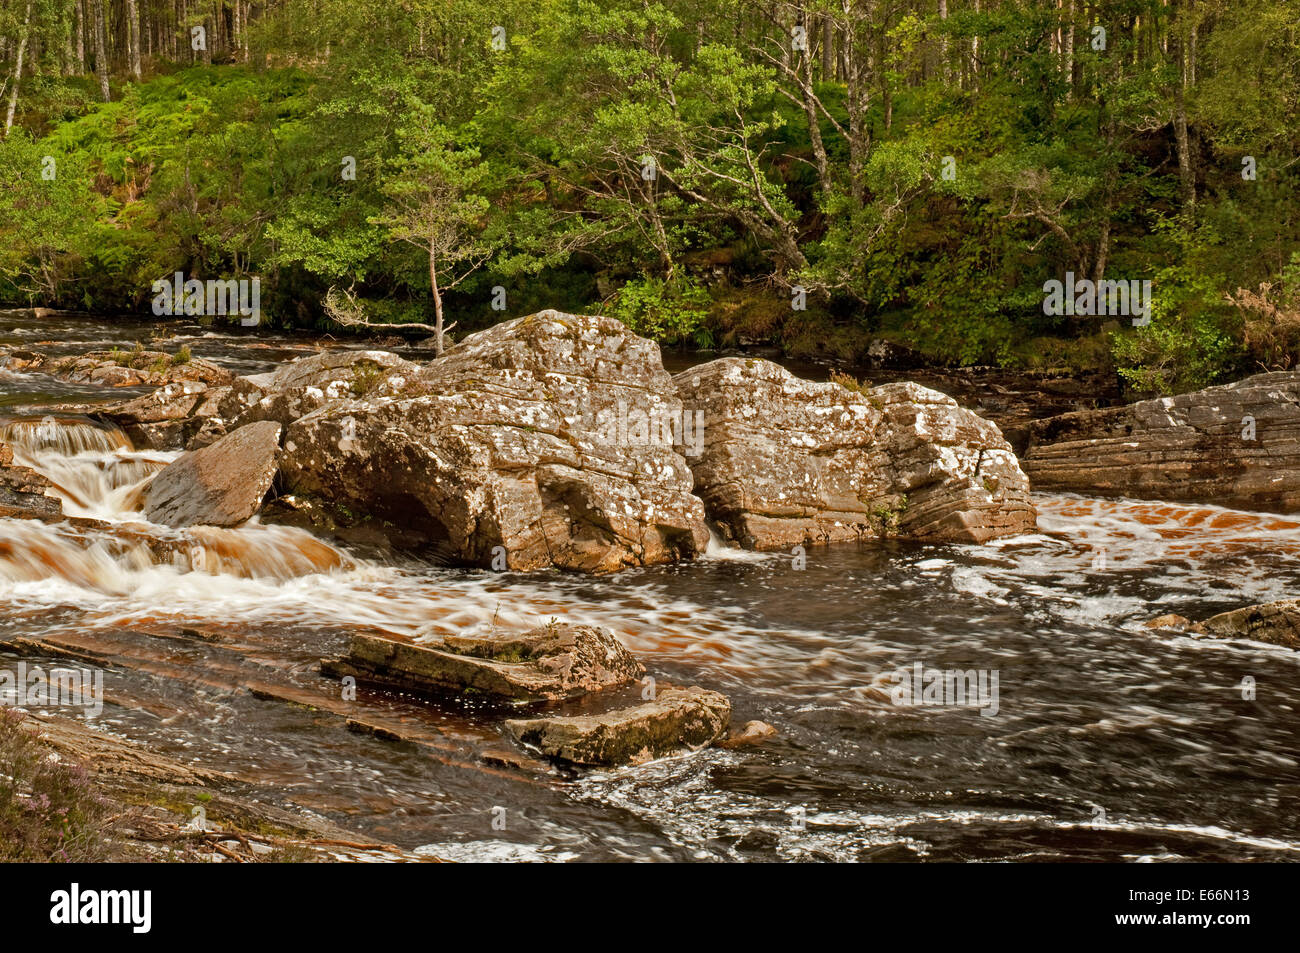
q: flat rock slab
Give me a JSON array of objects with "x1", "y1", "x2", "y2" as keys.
[
  {"x1": 1147, "y1": 601, "x2": 1300, "y2": 650},
  {"x1": 322, "y1": 623, "x2": 645, "y2": 704},
  {"x1": 144, "y1": 420, "x2": 282, "y2": 527},
  {"x1": 504, "y1": 686, "x2": 732, "y2": 766},
  {"x1": 1022, "y1": 371, "x2": 1300, "y2": 511}
]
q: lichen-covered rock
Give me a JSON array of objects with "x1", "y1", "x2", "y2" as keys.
[
  {"x1": 280, "y1": 312, "x2": 709, "y2": 572},
  {"x1": 95, "y1": 380, "x2": 231, "y2": 450},
  {"x1": 1021, "y1": 372, "x2": 1300, "y2": 510},
  {"x1": 504, "y1": 686, "x2": 732, "y2": 766},
  {"x1": 1147, "y1": 601, "x2": 1300, "y2": 649},
  {"x1": 673, "y1": 358, "x2": 1035, "y2": 548},
  {"x1": 143, "y1": 420, "x2": 282, "y2": 527},
  {"x1": 321, "y1": 622, "x2": 645, "y2": 703},
  {"x1": 188, "y1": 350, "x2": 420, "y2": 450}
]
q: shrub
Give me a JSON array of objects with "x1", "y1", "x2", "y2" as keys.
[
  {"x1": 1110, "y1": 265, "x2": 1239, "y2": 397},
  {"x1": 602, "y1": 277, "x2": 712, "y2": 346},
  {"x1": 349, "y1": 361, "x2": 386, "y2": 396},
  {"x1": 0, "y1": 708, "x2": 116, "y2": 862},
  {"x1": 1227, "y1": 252, "x2": 1300, "y2": 371}
]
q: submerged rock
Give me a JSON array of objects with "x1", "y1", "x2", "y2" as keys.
[
  {"x1": 1147, "y1": 602, "x2": 1300, "y2": 650},
  {"x1": 504, "y1": 686, "x2": 732, "y2": 766},
  {"x1": 322, "y1": 622, "x2": 645, "y2": 704},
  {"x1": 1022, "y1": 372, "x2": 1300, "y2": 511},
  {"x1": 673, "y1": 358, "x2": 1035, "y2": 548},
  {"x1": 143, "y1": 420, "x2": 282, "y2": 528},
  {"x1": 280, "y1": 311, "x2": 709, "y2": 571},
  {"x1": 721, "y1": 719, "x2": 778, "y2": 748}
]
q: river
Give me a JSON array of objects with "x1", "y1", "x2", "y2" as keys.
[{"x1": 2, "y1": 309, "x2": 1298, "y2": 861}]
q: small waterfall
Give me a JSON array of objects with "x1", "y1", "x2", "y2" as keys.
[
  {"x1": 0, "y1": 417, "x2": 165, "y2": 520},
  {"x1": 0, "y1": 417, "x2": 130, "y2": 456},
  {"x1": 0, "y1": 417, "x2": 355, "y2": 596},
  {"x1": 702, "y1": 522, "x2": 769, "y2": 562}
]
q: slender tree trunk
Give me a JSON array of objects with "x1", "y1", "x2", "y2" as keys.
[
  {"x1": 821, "y1": 14, "x2": 833, "y2": 78},
  {"x1": 1064, "y1": 1, "x2": 1075, "y2": 98},
  {"x1": 938, "y1": 0, "x2": 949, "y2": 83},
  {"x1": 429, "y1": 238, "x2": 446, "y2": 356},
  {"x1": 4, "y1": 1, "x2": 33, "y2": 137},
  {"x1": 93, "y1": 0, "x2": 111, "y2": 102},
  {"x1": 127, "y1": 0, "x2": 143, "y2": 80},
  {"x1": 1172, "y1": 2, "x2": 1196, "y2": 209},
  {"x1": 76, "y1": 0, "x2": 86, "y2": 72}
]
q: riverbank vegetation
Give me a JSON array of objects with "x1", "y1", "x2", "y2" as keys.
[{"x1": 1, "y1": 0, "x2": 1298, "y2": 395}]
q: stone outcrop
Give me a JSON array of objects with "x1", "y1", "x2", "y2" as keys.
[
  {"x1": 280, "y1": 311, "x2": 710, "y2": 571},
  {"x1": 504, "y1": 686, "x2": 732, "y2": 766},
  {"x1": 673, "y1": 358, "x2": 1035, "y2": 548},
  {"x1": 322, "y1": 622, "x2": 645, "y2": 704},
  {"x1": 143, "y1": 420, "x2": 282, "y2": 528},
  {"x1": 1147, "y1": 602, "x2": 1300, "y2": 650},
  {"x1": 91, "y1": 349, "x2": 419, "y2": 452},
  {"x1": 1, "y1": 347, "x2": 232, "y2": 390},
  {"x1": 189, "y1": 349, "x2": 420, "y2": 449},
  {"x1": 94, "y1": 380, "x2": 233, "y2": 450},
  {"x1": 1021, "y1": 372, "x2": 1300, "y2": 511}
]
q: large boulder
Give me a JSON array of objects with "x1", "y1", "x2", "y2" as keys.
[
  {"x1": 321, "y1": 622, "x2": 645, "y2": 703},
  {"x1": 279, "y1": 312, "x2": 710, "y2": 571},
  {"x1": 143, "y1": 420, "x2": 282, "y2": 527},
  {"x1": 504, "y1": 686, "x2": 732, "y2": 766},
  {"x1": 1021, "y1": 372, "x2": 1300, "y2": 510},
  {"x1": 673, "y1": 358, "x2": 1035, "y2": 548}
]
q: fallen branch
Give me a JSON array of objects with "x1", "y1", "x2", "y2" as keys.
[{"x1": 322, "y1": 285, "x2": 454, "y2": 337}]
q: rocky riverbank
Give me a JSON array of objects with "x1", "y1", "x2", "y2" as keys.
[{"x1": 3, "y1": 310, "x2": 1047, "y2": 768}]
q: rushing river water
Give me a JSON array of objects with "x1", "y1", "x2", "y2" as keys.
[{"x1": 2, "y1": 309, "x2": 1299, "y2": 862}]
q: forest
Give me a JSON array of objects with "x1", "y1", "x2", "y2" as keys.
[{"x1": 1, "y1": 0, "x2": 1298, "y2": 394}]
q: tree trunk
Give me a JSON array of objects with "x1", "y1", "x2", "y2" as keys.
[
  {"x1": 820, "y1": 15, "x2": 833, "y2": 78},
  {"x1": 127, "y1": 0, "x2": 142, "y2": 80},
  {"x1": 429, "y1": 237, "x2": 446, "y2": 356},
  {"x1": 3, "y1": 2, "x2": 33, "y2": 137},
  {"x1": 1064, "y1": 1, "x2": 1075, "y2": 97},
  {"x1": 1172, "y1": 3, "x2": 1196, "y2": 209},
  {"x1": 93, "y1": 0, "x2": 111, "y2": 102},
  {"x1": 76, "y1": 0, "x2": 86, "y2": 72},
  {"x1": 938, "y1": 0, "x2": 949, "y2": 83}
]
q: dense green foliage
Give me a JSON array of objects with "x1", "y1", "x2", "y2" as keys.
[{"x1": 2, "y1": 0, "x2": 1299, "y2": 394}]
